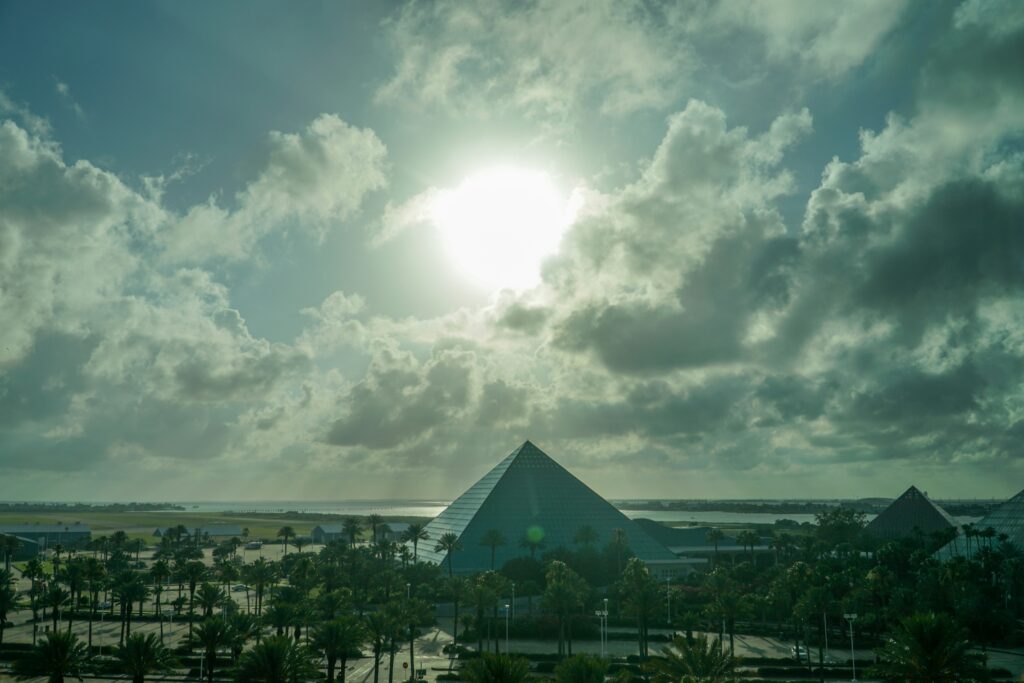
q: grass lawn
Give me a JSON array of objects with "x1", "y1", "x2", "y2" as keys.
[{"x1": 0, "y1": 511, "x2": 430, "y2": 543}]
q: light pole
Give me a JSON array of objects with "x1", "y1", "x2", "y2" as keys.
[
  {"x1": 406, "y1": 583, "x2": 411, "y2": 600},
  {"x1": 511, "y1": 582, "x2": 515, "y2": 620},
  {"x1": 504, "y1": 604, "x2": 510, "y2": 653},
  {"x1": 843, "y1": 613, "x2": 858, "y2": 682},
  {"x1": 595, "y1": 598, "x2": 609, "y2": 658}
]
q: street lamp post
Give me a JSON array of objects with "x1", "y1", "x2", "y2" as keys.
[
  {"x1": 504, "y1": 604, "x2": 510, "y2": 653},
  {"x1": 843, "y1": 613, "x2": 858, "y2": 682},
  {"x1": 595, "y1": 598, "x2": 609, "y2": 658},
  {"x1": 511, "y1": 582, "x2": 515, "y2": 620},
  {"x1": 406, "y1": 583, "x2": 411, "y2": 600}
]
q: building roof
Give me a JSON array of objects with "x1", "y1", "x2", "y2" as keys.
[
  {"x1": 937, "y1": 488, "x2": 1024, "y2": 560},
  {"x1": 0, "y1": 523, "x2": 91, "y2": 534},
  {"x1": 313, "y1": 524, "x2": 346, "y2": 534},
  {"x1": 155, "y1": 525, "x2": 243, "y2": 537},
  {"x1": 866, "y1": 486, "x2": 956, "y2": 540},
  {"x1": 415, "y1": 440, "x2": 676, "y2": 573}
]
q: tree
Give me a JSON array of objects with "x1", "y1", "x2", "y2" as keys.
[
  {"x1": 542, "y1": 561, "x2": 587, "y2": 657},
  {"x1": 235, "y1": 634, "x2": 318, "y2": 683},
  {"x1": 14, "y1": 630, "x2": 88, "y2": 683},
  {"x1": 435, "y1": 533, "x2": 463, "y2": 577},
  {"x1": 519, "y1": 534, "x2": 544, "y2": 560},
  {"x1": 183, "y1": 560, "x2": 207, "y2": 641},
  {"x1": 1, "y1": 535, "x2": 19, "y2": 573},
  {"x1": 480, "y1": 529, "x2": 507, "y2": 570},
  {"x1": 461, "y1": 653, "x2": 530, "y2": 683},
  {"x1": 648, "y1": 634, "x2": 735, "y2": 683},
  {"x1": 116, "y1": 632, "x2": 176, "y2": 683},
  {"x1": 278, "y1": 526, "x2": 296, "y2": 556},
  {"x1": 246, "y1": 558, "x2": 278, "y2": 615},
  {"x1": 403, "y1": 523, "x2": 430, "y2": 561},
  {"x1": 313, "y1": 616, "x2": 367, "y2": 683},
  {"x1": 149, "y1": 559, "x2": 169, "y2": 642},
  {"x1": 609, "y1": 529, "x2": 629, "y2": 575},
  {"x1": 706, "y1": 529, "x2": 725, "y2": 563},
  {"x1": 555, "y1": 654, "x2": 609, "y2": 683},
  {"x1": 0, "y1": 569, "x2": 19, "y2": 648},
  {"x1": 197, "y1": 582, "x2": 228, "y2": 618},
  {"x1": 368, "y1": 515, "x2": 383, "y2": 545},
  {"x1": 44, "y1": 584, "x2": 70, "y2": 634},
  {"x1": 872, "y1": 613, "x2": 984, "y2": 683},
  {"x1": 343, "y1": 518, "x2": 362, "y2": 547},
  {"x1": 195, "y1": 616, "x2": 232, "y2": 683},
  {"x1": 618, "y1": 558, "x2": 659, "y2": 659},
  {"x1": 573, "y1": 526, "x2": 598, "y2": 548}
]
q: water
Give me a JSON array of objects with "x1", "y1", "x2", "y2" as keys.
[{"x1": 622, "y1": 509, "x2": 982, "y2": 526}]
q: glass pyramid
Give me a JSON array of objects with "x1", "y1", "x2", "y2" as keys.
[
  {"x1": 936, "y1": 488, "x2": 1024, "y2": 560},
  {"x1": 865, "y1": 485, "x2": 956, "y2": 540},
  {"x1": 415, "y1": 440, "x2": 677, "y2": 573}
]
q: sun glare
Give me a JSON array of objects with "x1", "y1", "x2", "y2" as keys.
[{"x1": 431, "y1": 167, "x2": 577, "y2": 290}]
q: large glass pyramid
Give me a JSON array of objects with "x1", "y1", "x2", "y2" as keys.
[
  {"x1": 936, "y1": 488, "x2": 1024, "y2": 560},
  {"x1": 415, "y1": 440, "x2": 677, "y2": 573},
  {"x1": 865, "y1": 485, "x2": 956, "y2": 540}
]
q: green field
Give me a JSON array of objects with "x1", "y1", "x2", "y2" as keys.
[{"x1": 0, "y1": 510, "x2": 431, "y2": 543}]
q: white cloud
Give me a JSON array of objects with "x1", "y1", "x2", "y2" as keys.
[
  {"x1": 377, "y1": 0, "x2": 690, "y2": 119},
  {"x1": 160, "y1": 114, "x2": 388, "y2": 264}
]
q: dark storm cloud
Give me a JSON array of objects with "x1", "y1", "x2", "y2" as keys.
[{"x1": 324, "y1": 348, "x2": 476, "y2": 449}]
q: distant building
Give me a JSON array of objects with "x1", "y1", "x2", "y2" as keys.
[
  {"x1": 415, "y1": 441, "x2": 683, "y2": 574},
  {"x1": 380, "y1": 522, "x2": 410, "y2": 542},
  {"x1": 311, "y1": 524, "x2": 347, "y2": 544},
  {"x1": 866, "y1": 486, "x2": 956, "y2": 540},
  {"x1": 936, "y1": 488, "x2": 1024, "y2": 560},
  {"x1": 0, "y1": 523, "x2": 90, "y2": 549},
  {"x1": 1, "y1": 534, "x2": 40, "y2": 561},
  {"x1": 154, "y1": 525, "x2": 243, "y2": 539}
]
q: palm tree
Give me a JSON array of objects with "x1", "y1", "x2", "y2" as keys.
[
  {"x1": 24, "y1": 558, "x2": 44, "y2": 644},
  {"x1": 542, "y1": 561, "x2": 587, "y2": 657},
  {"x1": 342, "y1": 518, "x2": 362, "y2": 547},
  {"x1": 435, "y1": 533, "x2": 463, "y2": 576},
  {"x1": 44, "y1": 584, "x2": 70, "y2": 633},
  {"x1": 367, "y1": 515, "x2": 383, "y2": 545},
  {"x1": 247, "y1": 558, "x2": 278, "y2": 615},
  {"x1": 277, "y1": 526, "x2": 296, "y2": 556},
  {"x1": 461, "y1": 653, "x2": 530, "y2": 683},
  {"x1": 402, "y1": 523, "x2": 430, "y2": 560},
  {"x1": 13, "y1": 630, "x2": 88, "y2": 683},
  {"x1": 363, "y1": 611, "x2": 392, "y2": 683},
  {"x1": 116, "y1": 632, "x2": 176, "y2": 683},
  {"x1": 313, "y1": 616, "x2": 367, "y2": 683},
  {"x1": 706, "y1": 528, "x2": 725, "y2": 563},
  {"x1": 736, "y1": 530, "x2": 759, "y2": 560},
  {"x1": 610, "y1": 528, "x2": 629, "y2": 575},
  {"x1": 618, "y1": 558, "x2": 659, "y2": 659},
  {"x1": 554, "y1": 654, "x2": 609, "y2": 683},
  {"x1": 480, "y1": 529, "x2": 507, "y2": 570},
  {"x1": 519, "y1": 534, "x2": 544, "y2": 560},
  {"x1": 648, "y1": 634, "x2": 735, "y2": 683},
  {"x1": 235, "y1": 634, "x2": 317, "y2": 683},
  {"x1": 2, "y1": 534, "x2": 21, "y2": 572},
  {"x1": 183, "y1": 560, "x2": 207, "y2": 640},
  {"x1": 150, "y1": 559, "x2": 170, "y2": 642},
  {"x1": 197, "y1": 582, "x2": 228, "y2": 618},
  {"x1": 195, "y1": 616, "x2": 233, "y2": 682},
  {"x1": 0, "y1": 569, "x2": 19, "y2": 649},
  {"x1": 872, "y1": 613, "x2": 984, "y2": 682},
  {"x1": 573, "y1": 526, "x2": 598, "y2": 548}
]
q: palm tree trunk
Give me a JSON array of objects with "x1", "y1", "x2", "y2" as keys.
[
  {"x1": 340, "y1": 654, "x2": 349, "y2": 683},
  {"x1": 327, "y1": 655, "x2": 337, "y2": 683},
  {"x1": 387, "y1": 639, "x2": 396, "y2": 683}
]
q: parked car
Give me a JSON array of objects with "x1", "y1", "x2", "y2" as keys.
[
  {"x1": 232, "y1": 584, "x2": 248, "y2": 592},
  {"x1": 791, "y1": 645, "x2": 808, "y2": 661}
]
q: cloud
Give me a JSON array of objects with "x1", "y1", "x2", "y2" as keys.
[
  {"x1": 377, "y1": 0, "x2": 690, "y2": 119},
  {"x1": 54, "y1": 79, "x2": 85, "y2": 119},
  {"x1": 160, "y1": 114, "x2": 388, "y2": 263}
]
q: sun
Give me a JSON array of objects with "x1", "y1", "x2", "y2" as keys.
[{"x1": 431, "y1": 167, "x2": 577, "y2": 290}]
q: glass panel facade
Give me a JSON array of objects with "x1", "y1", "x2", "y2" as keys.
[{"x1": 415, "y1": 441, "x2": 676, "y2": 573}]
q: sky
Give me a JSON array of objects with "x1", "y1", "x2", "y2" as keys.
[{"x1": 1, "y1": 0, "x2": 1023, "y2": 502}]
